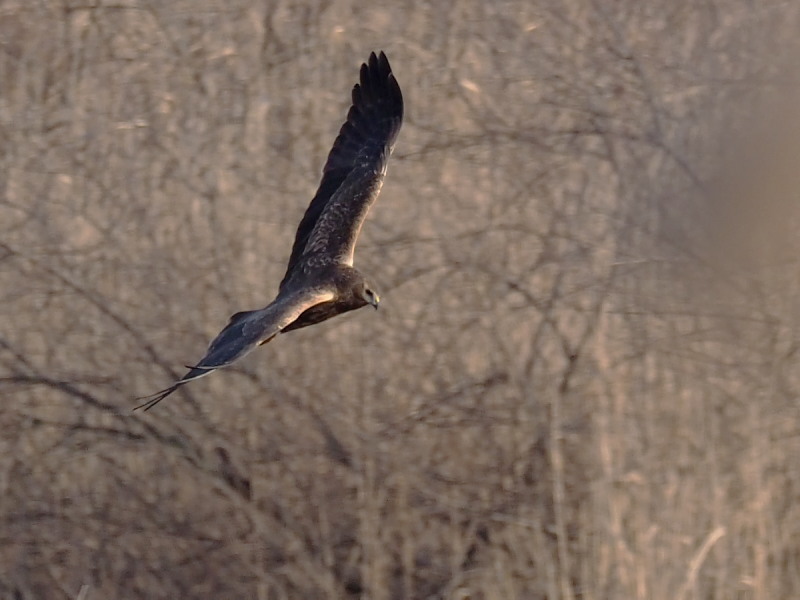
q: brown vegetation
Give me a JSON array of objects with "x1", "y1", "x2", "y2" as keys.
[{"x1": 1, "y1": 1, "x2": 800, "y2": 598}]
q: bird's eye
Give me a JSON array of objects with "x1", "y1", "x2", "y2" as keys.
[{"x1": 365, "y1": 289, "x2": 373, "y2": 298}]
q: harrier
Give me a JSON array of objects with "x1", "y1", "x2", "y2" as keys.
[{"x1": 135, "y1": 51, "x2": 403, "y2": 411}]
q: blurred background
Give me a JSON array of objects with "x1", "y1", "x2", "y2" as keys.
[{"x1": 2, "y1": 1, "x2": 800, "y2": 598}]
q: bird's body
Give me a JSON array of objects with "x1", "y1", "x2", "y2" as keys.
[
  {"x1": 136, "y1": 51, "x2": 402, "y2": 411},
  {"x1": 282, "y1": 264, "x2": 371, "y2": 333}
]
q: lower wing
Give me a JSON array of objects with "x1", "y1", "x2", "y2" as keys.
[{"x1": 134, "y1": 287, "x2": 335, "y2": 411}]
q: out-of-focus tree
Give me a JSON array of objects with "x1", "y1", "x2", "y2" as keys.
[{"x1": 1, "y1": 1, "x2": 800, "y2": 598}]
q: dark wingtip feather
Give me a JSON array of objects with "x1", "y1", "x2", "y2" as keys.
[
  {"x1": 133, "y1": 384, "x2": 181, "y2": 411},
  {"x1": 323, "y1": 50, "x2": 404, "y2": 174},
  {"x1": 133, "y1": 365, "x2": 216, "y2": 411}
]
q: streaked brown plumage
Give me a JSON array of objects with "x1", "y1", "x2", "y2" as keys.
[{"x1": 135, "y1": 51, "x2": 403, "y2": 411}]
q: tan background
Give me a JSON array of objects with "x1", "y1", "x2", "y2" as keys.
[{"x1": 1, "y1": 1, "x2": 800, "y2": 598}]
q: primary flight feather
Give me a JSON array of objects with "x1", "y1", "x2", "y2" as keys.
[{"x1": 136, "y1": 51, "x2": 403, "y2": 411}]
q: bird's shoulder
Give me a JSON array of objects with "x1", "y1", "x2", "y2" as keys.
[{"x1": 280, "y1": 254, "x2": 338, "y2": 288}]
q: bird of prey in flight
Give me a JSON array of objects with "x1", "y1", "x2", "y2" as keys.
[{"x1": 135, "y1": 51, "x2": 403, "y2": 411}]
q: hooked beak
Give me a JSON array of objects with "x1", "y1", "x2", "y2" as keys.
[{"x1": 370, "y1": 293, "x2": 380, "y2": 310}]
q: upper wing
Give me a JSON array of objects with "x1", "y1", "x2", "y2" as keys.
[
  {"x1": 279, "y1": 51, "x2": 403, "y2": 289},
  {"x1": 134, "y1": 287, "x2": 335, "y2": 411}
]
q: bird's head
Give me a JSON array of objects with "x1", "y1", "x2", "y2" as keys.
[{"x1": 360, "y1": 283, "x2": 380, "y2": 310}]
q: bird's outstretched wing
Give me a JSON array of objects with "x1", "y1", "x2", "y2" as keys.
[
  {"x1": 134, "y1": 287, "x2": 335, "y2": 411},
  {"x1": 279, "y1": 51, "x2": 403, "y2": 289}
]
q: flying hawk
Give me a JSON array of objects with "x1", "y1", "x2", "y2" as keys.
[{"x1": 135, "y1": 51, "x2": 403, "y2": 411}]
